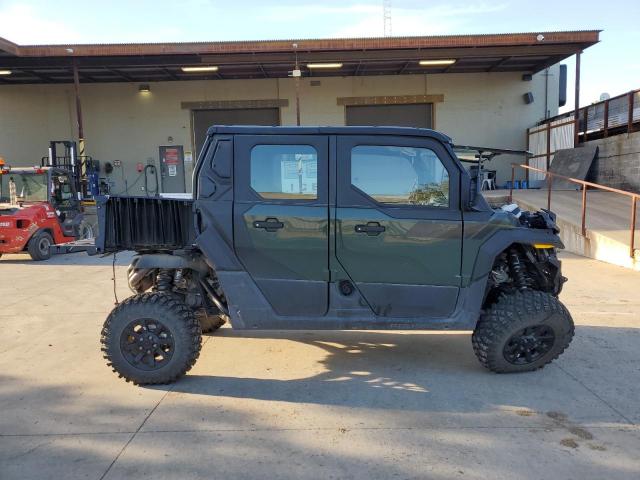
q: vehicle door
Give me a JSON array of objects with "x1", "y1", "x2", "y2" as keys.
[
  {"x1": 233, "y1": 135, "x2": 329, "y2": 316},
  {"x1": 335, "y1": 135, "x2": 462, "y2": 318}
]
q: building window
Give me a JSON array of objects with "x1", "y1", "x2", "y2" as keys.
[
  {"x1": 250, "y1": 145, "x2": 318, "y2": 199},
  {"x1": 351, "y1": 145, "x2": 449, "y2": 207}
]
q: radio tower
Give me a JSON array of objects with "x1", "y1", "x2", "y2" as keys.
[{"x1": 383, "y1": 0, "x2": 392, "y2": 37}]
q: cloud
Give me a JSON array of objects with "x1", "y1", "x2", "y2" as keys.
[{"x1": 0, "y1": 4, "x2": 83, "y2": 44}]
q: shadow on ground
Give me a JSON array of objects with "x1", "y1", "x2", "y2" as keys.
[{"x1": 0, "y1": 251, "x2": 133, "y2": 266}]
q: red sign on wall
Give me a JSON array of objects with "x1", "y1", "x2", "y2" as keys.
[{"x1": 163, "y1": 148, "x2": 180, "y2": 165}]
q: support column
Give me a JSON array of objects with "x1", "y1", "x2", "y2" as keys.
[
  {"x1": 573, "y1": 52, "x2": 581, "y2": 147},
  {"x1": 72, "y1": 59, "x2": 86, "y2": 157},
  {"x1": 292, "y1": 43, "x2": 301, "y2": 126}
]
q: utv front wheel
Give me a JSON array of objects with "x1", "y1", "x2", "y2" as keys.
[
  {"x1": 101, "y1": 293, "x2": 202, "y2": 385},
  {"x1": 472, "y1": 290, "x2": 574, "y2": 373}
]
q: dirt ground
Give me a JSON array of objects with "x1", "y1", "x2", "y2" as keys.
[{"x1": 1, "y1": 251, "x2": 639, "y2": 479}]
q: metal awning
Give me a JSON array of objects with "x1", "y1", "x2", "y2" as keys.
[{"x1": 0, "y1": 31, "x2": 600, "y2": 85}]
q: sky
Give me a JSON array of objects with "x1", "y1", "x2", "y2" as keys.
[{"x1": 0, "y1": 0, "x2": 638, "y2": 112}]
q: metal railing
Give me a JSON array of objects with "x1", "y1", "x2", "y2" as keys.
[
  {"x1": 510, "y1": 163, "x2": 639, "y2": 258},
  {"x1": 539, "y1": 89, "x2": 640, "y2": 143}
]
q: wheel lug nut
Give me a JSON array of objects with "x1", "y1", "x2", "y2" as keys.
[{"x1": 146, "y1": 350, "x2": 151, "y2": 354}]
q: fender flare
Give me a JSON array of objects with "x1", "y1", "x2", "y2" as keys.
[{"x1": 471, "y1": 228, "x2": 564, "y2": 282}]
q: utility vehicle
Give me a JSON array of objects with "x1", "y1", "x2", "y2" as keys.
[{"x1": 95, "y1": 126, "x2": 573, "y2": 385}]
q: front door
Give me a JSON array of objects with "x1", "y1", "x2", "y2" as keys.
[
  {"x1": 159, "y1": 145, "x2": 185, "y2": 193},
  {"x1": 335, "y1": 135, "x2": 462, "y2": 318},
  {"x1": 233, "y1": 135, "x2": 329, "y2": 316}
]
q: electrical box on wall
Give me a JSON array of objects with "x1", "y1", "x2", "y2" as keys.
[{"x1": 558, "y1": 64, "x2": 568, "y2": 107}]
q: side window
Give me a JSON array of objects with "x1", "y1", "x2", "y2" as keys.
[
  {"x1": 250, "y1": 145, "x2": 318, "y2": 200},
  {"x1": 351, "y1": 145, "x2": 449, "y2": 207},
  {"x1": 52, "y1": 174, "x2": 74, "y2": 202}
]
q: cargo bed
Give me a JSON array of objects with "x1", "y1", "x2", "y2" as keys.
[{"x1": 97, "y1": 196, "x2": 195, "y2": 253}]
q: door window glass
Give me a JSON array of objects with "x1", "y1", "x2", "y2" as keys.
[
  {"x1": 351, "y1": 145, "x2": 449, "y2": 207},
  {"x1": 251, "y1": 145, "x2": 318, "y2": 199},
  {"x1": 52, "y1": 173, "x2": 76, "y2": 207}
]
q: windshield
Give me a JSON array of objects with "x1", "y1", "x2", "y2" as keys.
[{"x1": 0, "y1": 172, "x2": 48, "y2": 204}]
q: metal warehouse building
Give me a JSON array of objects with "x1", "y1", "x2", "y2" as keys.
[{"x1": 0, "y1": 31, "x2": 599, "y2": 194}]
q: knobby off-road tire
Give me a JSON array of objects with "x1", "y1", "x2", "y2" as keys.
[
  {"x1": 27, "y1": 230, "x2": 53, "y2": 261},
  {"x1": 472, "y1": 290, "x2": 574, "y2": 373},
  {"x1": 101, "y1": 292, "x2": 202, "y2": 385}
]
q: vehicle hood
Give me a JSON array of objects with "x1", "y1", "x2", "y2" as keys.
[{"x1": 0, "y1": 202, "x2": 50, "y2": 217}]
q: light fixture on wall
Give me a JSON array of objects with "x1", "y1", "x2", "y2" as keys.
[
  {"x1": 181, "y1": 66, "x2": 219, "y2": 72},
  {"x1": 419, "y1": 59, "x2": 456, "y2": 67},
  {"x1": 0, "y1": 70, "x2": 12, "y2": 75},
  {"x1": 139, "y1": 84, "x2": 151, "y2": 93},
  {"x1": 307, "y1": 63, "x2": 343, "y2": 69}
]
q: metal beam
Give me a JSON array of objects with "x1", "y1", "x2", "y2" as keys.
[
  {"x1": 487, "y1": 56, "x2": 512, "y2": 72},
  {"x1": 107, "y1": 67, "x2": 135, "y2": 81},
  {"x1": 397, "y1": 61, "x2": 411, "y2": 75},
  {"x1": 161, "y1": 68, "x2": 178, "y2": 81},
  {"x1": 24, "y1": 69, "x2": 55, "y2": 82},
  {"x1": 574, "y1": 51, "x2": 581, "y2": 147},
  {"x1": 0, "y1": 45, "x2": 589, "y2": 69},
  {"x1": 72, "y1": 60, "x2": 85, "y2": 153},
  {"x1": 529, "y1": 55, "x2": 565, "y2": 74}
]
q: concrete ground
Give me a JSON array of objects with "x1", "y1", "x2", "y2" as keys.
[{"x1": 1, "y1": 251, "x2": 639, "y2": 480}]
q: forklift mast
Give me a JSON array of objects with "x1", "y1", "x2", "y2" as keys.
[{"x1": 42, "y1": 140, "x2": 101, "y2": 199}]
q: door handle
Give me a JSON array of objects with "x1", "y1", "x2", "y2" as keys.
[
  {"x1": 253, "y1": 217, "x2": 284, "y2": 232},
  {"x1": 354, "y1": 222, "x2": 385, "y2": 236}
]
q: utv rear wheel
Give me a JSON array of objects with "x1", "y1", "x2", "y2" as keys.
[
  {"x1": 101, "y1": 292, "x2": 202, "y2": 385},
  {"x1": 472, "y1": 290, "x2": 574, "y2": 373},
  {"x1": 27, "y1": 231, "x2": 53, "y2": 261}
]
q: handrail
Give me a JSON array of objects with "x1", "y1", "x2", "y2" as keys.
[
  {"x1": 510, "y1": 163, "x2": 639, "y2": 258},
  {"x1": 540, "y1": 88, "x2": 639, "y2": 129}
]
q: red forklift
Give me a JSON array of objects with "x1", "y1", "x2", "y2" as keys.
[{"x1": 0, "y1": 141, "x2": 96, "y2": 260}]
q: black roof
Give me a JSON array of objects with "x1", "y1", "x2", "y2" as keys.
[{"x1": 206, "y1": 125, "x2": 452, "y2": 143}]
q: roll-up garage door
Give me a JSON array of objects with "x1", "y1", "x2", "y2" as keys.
[
  {"x1": 192, "y1": 108, "x2": 280, "y2": 157},
  {"x1": 345, "y1": 104, "x2": 433, "y2": 128}
]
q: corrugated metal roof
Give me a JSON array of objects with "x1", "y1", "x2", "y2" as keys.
[
  {"x1": 4, "y1": 31, "x2": 600, "y2": 56},
  {"x1": 0, "y1": 30, "x2": 600, "y2": 85}
]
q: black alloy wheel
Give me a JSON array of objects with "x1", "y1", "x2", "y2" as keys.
[
  {"x1": 503, "y1": 325, "x2": 556, "y2": 365},
  {"x1": 120, "y1": 317, "x2": 175, "y2": 371}
]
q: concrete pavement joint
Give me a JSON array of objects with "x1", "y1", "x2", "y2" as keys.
[
  {"x1": 556, "y1": 363, "x2": 635, "y2": 426},
  {"x1": 97, "y1": 335, "x2": 212, "y2": 480},
  {"x1": 3, "y1": 424, "x2": 637, "y2": 438},
  {"x1": 97, "y1": 387, "x2": 173, "y2": 480}
]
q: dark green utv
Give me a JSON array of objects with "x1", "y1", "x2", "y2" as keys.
[{"x1": 96, "y1": 126, "x2": 573, "y2": 385}]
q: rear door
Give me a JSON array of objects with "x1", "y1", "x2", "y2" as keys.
[
  {"x1": 233, "y1": 135, "x2": 329, "y2": 316},
  {"x1": 335, "y1": 135, "x2": 462, "y2": 318}
]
